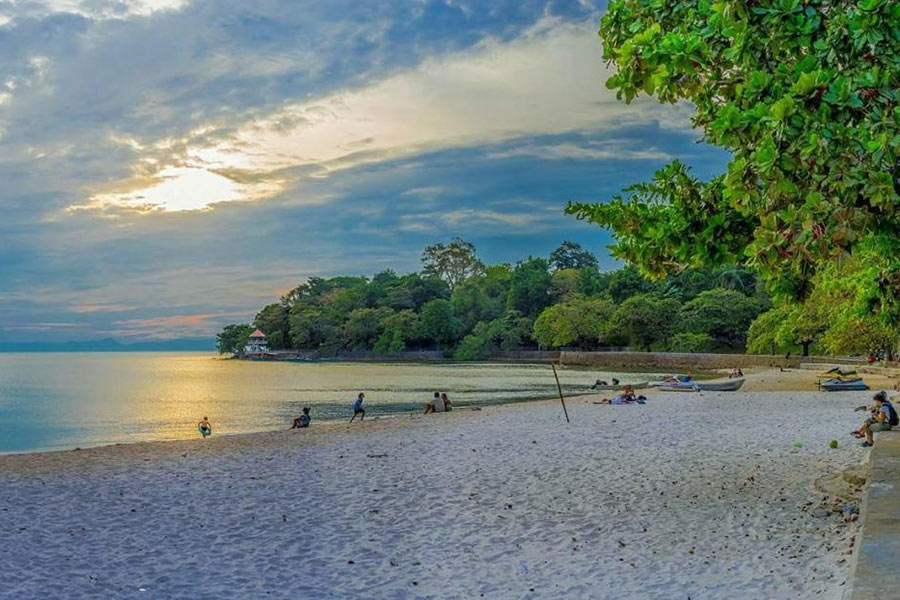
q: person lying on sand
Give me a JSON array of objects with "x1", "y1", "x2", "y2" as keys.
[
  {"x1": 349, "y1": 393, "x2": 366, "y2": 422},
  {"x1": 851, "y1": 391, "x2": 896, "y2": 447},
  {"x1": 291, "y1": 407, "x2": 311, "y2": 429},
  {"x1": 424, "y1": 392, "x2": 443, "y2": 414},
  {"x1": 198, "y1": 416, "x2": 212, "y2": 438},
  {"x1": 441, "y1": 392, "x2": 452, "y2": 412},
  {"x1": 594, "y1": 393, "x2": 646, "y2": 405}
]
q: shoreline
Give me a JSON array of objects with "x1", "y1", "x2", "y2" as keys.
[
  {"x1": 0, "y1": 384, "x2": 867, "y2": 598},
  {"x1": 2, "y1": 366, "x2": 895, "y2": 462}
]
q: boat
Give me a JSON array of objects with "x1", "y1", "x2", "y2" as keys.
[
  {"x1": 649, "y1": 375, "x2": 694, "y2": 388},
  {"x1": 696, "y1": 378, "x2": 745, "y2": 392},
  {"x1": 656, "y1": 382, "x2": 701, "y2": 392},
  {"x1": 590, "y1": 381, "x2": 649, "y2": 391},
  {"x1": 821, "y1": 378, "x2": 869, "y2": 391}
]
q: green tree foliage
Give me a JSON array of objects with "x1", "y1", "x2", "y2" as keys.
[
  {"x1": 507, "y1": 258, "x2": 553, "y2": 316},
  {"x1": 533, "y1": 297, "x2": 615, "y2": 349},
  {"x1": 216, "y1": 324, "x2": 254, "y2": 355},
  {"x1": 549, "y1": 268, "x2": 581, "y2": 303},
  {"x1": 289, "y1": 308, "x2": 342, "y2": 350},
  {"x1": 607, "y1": 265, "x2": 659, "y2": 303},
  {"x1": 373, "y1": 310, "x2": 420, "y2": 354},
  {"x1": 609, "y1": 294, "x2": 682, "y2": 351},
  {"x1": 570, "y1": 1, "x2": 900, "y2": 313},
  {"x1": 344, "y1": 308, "x2": 392, "y2": 350},
  {"x1": 450, "y1": 279, "x2": 495, "y2": 335},
  {"x1": 577, "y1": 266, "x2": 610, "y2": 297},
  {"x1": 549, "y1": 241, "x2": 598, "y2": 271},
  {"x1": 421, "y1": 238, "x2": 485, "y2": 291},
  {"x1": 254, "y1": 304, "x2": 290, "y2": 349},
  {"x1": 678, "y1": 289, "x2": 762, "y2": 349},
  {"x1": 746, "y1": 308, "x2": 789, "y2": 355},
  {"x1": 454, "y1": 312, "x2": 534, "y2": 360},
  {"x1": 421, "y1": 299, "x2": 459, "y2": 349},
  {"x1": 219, "y1": 241, "x2": 798, "y2": 358},
  {"x1": 671, "y1": 332, "x2": 715, "y2": 353}
]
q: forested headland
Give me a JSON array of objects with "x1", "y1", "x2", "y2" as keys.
[{"x1": 217, "y1": 238, "x2": 878, "y2": 360}]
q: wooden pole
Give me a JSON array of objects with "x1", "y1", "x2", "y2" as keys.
[{"x1": 552, "y1": 363, "x2": 570, "y2": 423}]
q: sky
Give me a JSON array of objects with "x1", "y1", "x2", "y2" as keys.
[{"x1": 0, "y1": 0, "x2": 729, "y2": 343}]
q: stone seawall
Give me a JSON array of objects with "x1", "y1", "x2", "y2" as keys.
[
  {"x1": 559, "y1": 351, "x2": 844, "y2": 371},
  {"x1": 846, "y1": 432, "x2": 900, "y2": 599}
]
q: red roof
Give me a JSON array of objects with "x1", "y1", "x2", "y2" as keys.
[{"x1": 249, "y1": 328, "x2": 266, "y2": 338}]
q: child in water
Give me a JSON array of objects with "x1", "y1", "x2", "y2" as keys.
[
  {"x1": 198, "y1": 416, "x2": 212, "y2": 438},
  {"x1": 291, "y1": 407, "x2": 311, "y2": 429}
]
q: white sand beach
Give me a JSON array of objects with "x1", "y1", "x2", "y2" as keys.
[{"x1": 0, "y1": 388, "x2": 869, "y2": 599}]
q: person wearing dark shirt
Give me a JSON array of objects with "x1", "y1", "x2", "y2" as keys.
[{"x1": 291, "y1": 407, "x2": 311, "y2": 429}]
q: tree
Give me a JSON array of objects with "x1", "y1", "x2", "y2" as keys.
[
  {"x1": 421, "y1": 299, "x2": 458, "y2": 349},
  {"x1": 450, "y1": 278, "x2": 494, "y2": 335},
  {"x1": 373, "y1": 310, "x2": 420, "y2": 354},
  {"x1": 216, "y1": 324, "x2": 253, "y2": 355},
  {"x1": 421, "y1": 238, "x2": 485, "y2": 291},
  {"x1": 609, "y1": 294, "x2": 681, "y2": 351},
  {"x1": 533, "y1": 297, "x2": 615, "y2": 349},
  {"x1": 344, "y1": 308, "x2": 392, "y2": 350},
  {"x1": 507, "y1": 258, "x2": 553, "y2": 316},
  {"x1": 254, "y1": 304, "x2": 290, "y2": 349},
  {"x1": 549, "y1": 268, "x2": 581, "y2": 303},
  {"x1": 454, "y1": 311, "x2": 534, "y2": 360},
  {"x1": 289, "y1": 307, "x2": 342, "y2": 350},
  {"x1": 671, "y1": 332, "x2": 715, "y2": 353},
  {"x1": 549, "y1": 241, "x2": 598, "y2": 271},
  {"x1": 678, "y1": 289, "x2": 762, "y2": 349},
  {"x1": 569, "y1": 2, "x2": 900, "y2": 312},
  {"x1": 607, "y1": 265, "x2": 658, "y2": 304},
  {"x1": 746, "y1": 308, "x2": 789, "y2": 356}
]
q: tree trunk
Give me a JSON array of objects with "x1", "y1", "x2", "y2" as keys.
[{"x1": 801, "y1": 341, "x2": 811, "y2": 357}]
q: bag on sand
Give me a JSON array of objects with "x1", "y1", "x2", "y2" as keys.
[{"x1": 885, "y1": 400, "x2": 899, "y2": 427}]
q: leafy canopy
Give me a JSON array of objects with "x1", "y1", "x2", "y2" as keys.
[
  {"x1": 421, "y1": 238, "x2": 485, "y2": 291},
  {"x1": 570, "y1": 0, "x2": 900, "y2": 312}
]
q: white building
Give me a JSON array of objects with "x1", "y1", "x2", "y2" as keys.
[{"x1": 244, "y1": 329, "x2": 268, "y2": 355}]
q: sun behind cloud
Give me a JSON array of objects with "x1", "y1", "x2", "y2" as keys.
[{"x1": 73, "y1": 166, "x2": 282, "y2": 213}]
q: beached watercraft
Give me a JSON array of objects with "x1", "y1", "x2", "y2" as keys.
[
  {"x1": 590, "y1": 381, "x2": 649, "y2": 391},
  {"x1": 656, "y1": 382, "x2": 701, "y2": 392},
  {"x1": 821, "y1": 378, "x2": 869, "y2": 391},
  {"x1": 696, "y1": 378, "x2": 745, "y2": 392},
  {"x1": 649, "y1": 375, "x2": 694, "y2": 388}
]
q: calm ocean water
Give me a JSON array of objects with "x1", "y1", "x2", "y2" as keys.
[{"x1": 0, "y1": 352, "x2": 652, "y2": 454}]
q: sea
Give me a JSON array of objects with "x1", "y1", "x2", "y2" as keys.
[{"x1": 0, "y1": 352, "x2": 653, "y2": 454}]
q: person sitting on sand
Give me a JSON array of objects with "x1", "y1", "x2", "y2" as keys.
[
  {"x1": 441, "y1": 392, "x2": 452, "y2": 412},
  {"x1": 198, "y1": 416, "x2": 212, "y2": 438},
  {"x1": 291, "y1": 407, "x2": 311, "y2": 429},
  {"x1": 349, "y1": 393, "x2": 366, "y2": 422},
  {"x1": 852, "y1": 391, "x2": 896, "y2": 447},
  {"x1": 424, "y1": 391, "x2": 443, "y2": 414}
]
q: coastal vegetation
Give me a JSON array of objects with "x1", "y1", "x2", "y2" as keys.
[
  {"x1": 567, "y1": 0, "x2": 900, "y2": 356},
  {"x1": 218, "y1": 240, "x2": 778, "y2": 358}
]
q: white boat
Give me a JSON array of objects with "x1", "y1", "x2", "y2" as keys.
[{"x1": 696, "y1": 378, "x2": 745, "y2": 392}]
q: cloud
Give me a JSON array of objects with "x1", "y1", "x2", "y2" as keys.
[
  {"x1": 76, "y1": 17, "x2": 692, "y2": 213},
  {"x1": 71, "y1": 303, "x2": 135, "y2": 313},
  {"x1": 487, "y1": 142, "x2": 673, "y2": 161}
]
